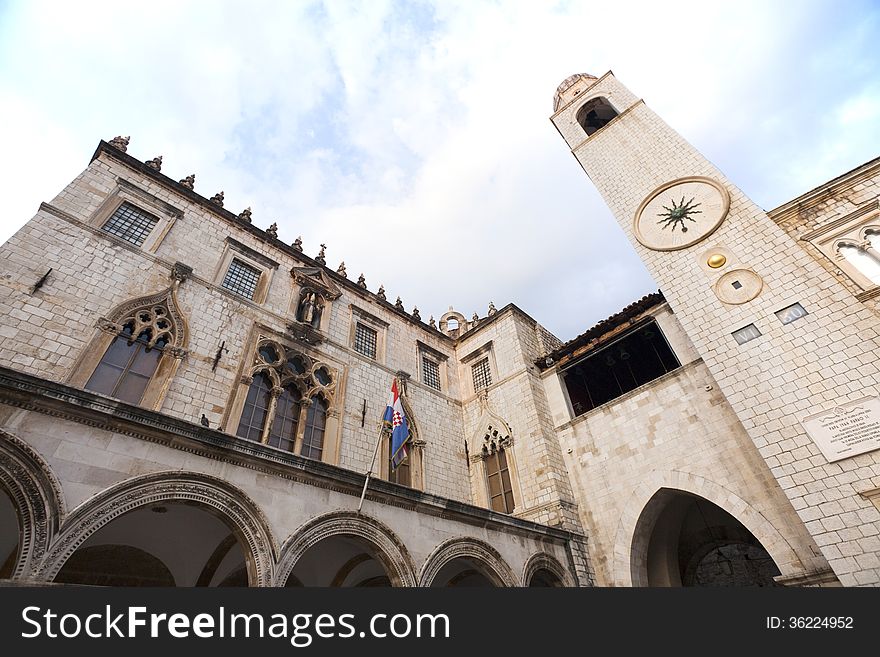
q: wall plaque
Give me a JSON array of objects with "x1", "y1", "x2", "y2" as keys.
[{"x1": 801, "y1": 396, "x2": 880, "y2": 462}]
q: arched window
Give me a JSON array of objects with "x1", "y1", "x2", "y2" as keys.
[
  {"x1": 484, "y1": 444, "x2": 514, "y2": 514},
  {"x1": 838, "y1": 242, "x2": 880, "y2": 285},
  {"x1": 231, "y1": 339, "x2": 340, "y2": 463},
  {"x1": 235, "y1": 372, "x2": 273, "y2": 443},
  {"x1": 575, "y1": 97, "x2": 619, "y2": 136},
  {"x1": 267, "y1": 386, "x2": 302, "y2": 452},
  {"x1": 301, "y1": 396, "x2": 327, "y2": 460},
  {"x1": 85, "y1": 317, "x2": 168, "y2": 405}
]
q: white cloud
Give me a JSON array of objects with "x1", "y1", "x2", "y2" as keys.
[{"x1": 1, "y1": 0, "x2": 878, "y2": 340}]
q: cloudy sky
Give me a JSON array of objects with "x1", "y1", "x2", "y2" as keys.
[{"x1": 1, "y1": 1, "x2": 878, "y2": 341}]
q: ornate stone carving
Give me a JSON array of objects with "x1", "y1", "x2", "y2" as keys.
[
  {"x1": 290, "y1": 266, "x2": 342, "y2": 300},
  {"x1": 418, "y1": 537, "x2": 517, "y2": 587},
  {"x1": 210, "y1": 191, "x2": 225, "y2": 207},
  {"x1": 34, "y1": 472, "x2": 276, "y2": 586},
  {"x1": 357, "y1": 273, "x2": 367, "y2": 289},
  {"x1": 411, "y1": 306, "x2": 421, "y2": 321},
  {"x1": 145, "y1": 155, "x2": 163, "y2": 171},
  {"x1": 0, "y1": 429, "x2": 66, "y2": 579},
  {"x1": 249, "y1": 337, "x2": 336, "y2": 403},
  {"x1": 377, "y1": 285, "x2": 387, "y2": 301},
  {"x1": 336, "y1": 261, "x2": 347, "y2": 278},
  {"x1": 472, "y1": 312, "x2": 479, "y2": 326},
  {"x1": 522, "y1": 552, "x2": 575, "y2": 587},
  {"x1": 488, "y1": 301, "x2": 497, "y2": 316},
  {"x1": 108, "y1": 135, "x2": 130, "y2": 152},
  {"x1": 179, "y1": 174, "x2": 196, "y2": 190},
  {"x1": 96, "y1": 317, "x2": 122, "y2": 334},
  {"x1": 315, "y1": 244, "x2": 327, "y2": 265},
  {"x1": 395, "y1": 297, "x2": 404, "y2": 311},
  {"x1": 238, "y1": 207, "x2": 253, "y2": 223},
  {"x1": 292, "y1": 236, "x2": 303, "y2": 251},
  {"x1": 274, "y1": 511, "x2": 416, "y2": 587},
  {"x1": 266, "y1": 222, "x2": 278, "y2": 238},
  {"x1": 170, "y1": 261, "x2": 192, "y2": 286},
  {"x1": 429, "y1": 316, "x2": 436, "y2": 328},
  {"x1": 103, "y1": 285, "x2": 189, "y2": 350}
]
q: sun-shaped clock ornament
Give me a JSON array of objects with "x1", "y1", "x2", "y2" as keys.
[{"x1": 633, "y1": 176, "x2": 730, "y2": 251}]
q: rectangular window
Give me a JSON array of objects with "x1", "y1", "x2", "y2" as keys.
[
  {"x1": 561, "y1": 320, "x2": 680, "y2": 417},
  {"x1": 354, "y1": 323, "x2": 378, "y2": 359},
  {"x1": 472, "y1": 357, "x2": 492, "y2": 391},
  {"x1": 222, "y1": 258, "x2": 262, "y2": 300},
  {"x1": 101, "y1": 202, "x2": 159, "y2": 246},
  {"x1": 422, "y1": 356, "x2": 441, "y2": 391}
]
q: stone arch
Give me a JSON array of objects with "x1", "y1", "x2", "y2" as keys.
[
  {"x1": 0, "y1": 430, "x2": 65, "y2": 579},
  {"x1": 419, "y1": 537, "x2": 517, "y2": 587},
  {"x1": 522, "y1": 552, "x2": 575, "y2": 587},
  {"x1": 575, "y1": 96, "x2": 619, "y2": 136},
  {"x1": 35, "y1": 471, "x2": 276, "y2": 586},
  {"x1": 274, "y1": 511, "x2": 416, "y2": 587},
  {"x1": 611, "y1": 470, "x2": 804, "y2": 587}
]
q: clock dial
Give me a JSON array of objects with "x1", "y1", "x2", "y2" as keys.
[{"x1": 633, "y1": 177, "x2": 730, "y2": 251}]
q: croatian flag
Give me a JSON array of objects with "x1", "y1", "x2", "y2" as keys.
[{"x1": 383, "y1": 379, "x2": 410, "y2": 470}]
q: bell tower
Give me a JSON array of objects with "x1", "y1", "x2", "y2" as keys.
[{"x1": 551, "y1": 71, "x2": 880, "y2": 586}]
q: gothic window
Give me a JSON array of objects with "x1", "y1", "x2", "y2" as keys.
[
  {"x1": 478, "y1": 423, "x2": 516, "y2": 514},
  {"x1": 354, "y1": 323, "x2": 378, "y2": 359},
  {"x1": 575, "y1": 97, "x2": 619, "y2": 136},
  {"x1": 222, "y1": 258, "x2": 262, "y2": 300},
  {"x1": 387, "y1": 433, "x2": 411, "y2": 486},
  {"x1": 101, "y1": 202, "x2": 159, "y2": 246},
  {"x1": 236, "y1": 372, "x2": 273, "y2": 443},
  {"x1": 85, "y1": 321, "x2": 167, "y2": 404},
  {"x1": 472, "y1": 358, "x2": 492, "y2": 391},
  {"x1": 268, "y1": 386, "x2": 303, "y2": 452},
  {"x1": 560, "y1": 320, "x2": 680, "y2": 417},
  {"x1": 232, "y1": 339, "x2": 339, "y2": 463},
  {"x1": 301, "y1": 396, "x2": 327, "y2": 460},
  {"x1": 295, "y1": 288, "x2": 324, "y2": 328}
]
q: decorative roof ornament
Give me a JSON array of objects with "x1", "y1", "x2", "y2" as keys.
[
  {"x1": 145, "y1": 155, "x2": 163, "y2": 171},
  {"x1": 429, "y1": 316, "x2": 436, "y2": 329},
  {"x1": 336, "y1": 261, "x2": 347, "y2": 278},
  {"x1": 377, "y1": 285, "x2": 387, "y2": 301},
  {"x1": 395, "y1": 297, "x2": 404, "y2": 311},
  {"x1": 238, "y1": 207, "x2": 252, "y2": 223},
  {"x1": 472, "y1": 312, "x2": 480, "y2": 325},
  {"x1": 357, "y1": 273, "x2": 367, "y2": 289},
  {"x1": 108, "y1": 135, "x2": 130, "y2": 152},
  {"x1": 315, "y1": 244, "x2": 327, "y2": 265},
  {"x1": 488, "y1": 301, "x2": 497, "y2": 316},
  {"x1": 210, "y1": 191, "x2": 225, "y2": 207},
  {"x1": 179, "y1": 174, "x2": 196, "y2": 189},
  {"x1": 412, "y1": 306, "x2": 421, "y2": 321},
  {"x1": 266, "y1": 222, "x2": 278, "y2": 238},
  {"x1": 292, "y1": 236, "x2": 303, "y2": 252}
]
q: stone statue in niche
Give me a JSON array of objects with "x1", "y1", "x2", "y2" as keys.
[{"x1": 296, "y1": 289, "x2": 323, "y2": 328}]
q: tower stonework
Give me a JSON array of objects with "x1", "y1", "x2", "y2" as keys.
[{"x1": 551, "y1": 72, "x2": 880, "y2": 586}]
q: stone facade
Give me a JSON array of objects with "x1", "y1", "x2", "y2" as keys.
[{"x1": 0, "y1": 70, "x2": 878, "y2": 586}]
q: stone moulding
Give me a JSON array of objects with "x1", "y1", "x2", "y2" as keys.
[
  {"x1": 33, "y1": 471, "x2": 277, "y2": 586},
  {"x1": 418, "y1": 537, "x2": 518, "y2": 587},
  {"x1": 273, "y1": 510, "x2": 416, "y2": 587},
  {"x1": 0, "y1": 429, "x2": 66, "y2": 578}
]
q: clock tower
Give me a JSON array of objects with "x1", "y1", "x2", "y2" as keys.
[{"x1": 551, "y1": 71, "x2": 880, "y2": 586}]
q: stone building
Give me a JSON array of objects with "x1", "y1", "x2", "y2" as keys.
[{"x1": 0, "y1": 71, "x2": 878, "y2": 587}]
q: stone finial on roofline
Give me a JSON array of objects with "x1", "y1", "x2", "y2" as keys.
[
  {"x1": 179, "y1": 174, "x2": 195, "y2": 189},
  {"x1": 145, "y1": 155, "x2": 163, "y2": 171},
  {"x1": 108, "y1": 135, "x2": 130, "y2": 152}
]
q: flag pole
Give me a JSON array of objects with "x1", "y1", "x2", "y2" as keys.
[{"x1": 357, "y1": 421, "x2": 385, "y2": 513}]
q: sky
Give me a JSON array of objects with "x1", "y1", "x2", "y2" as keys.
[{"x1": 0, "y1": 0, "x2": 878, "y2": 342}]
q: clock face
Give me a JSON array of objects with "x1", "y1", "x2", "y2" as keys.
[{"x1": 633, "y1": 176, "x2": 730, "y2": 251}]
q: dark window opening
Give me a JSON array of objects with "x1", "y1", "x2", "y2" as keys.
[
  {"x1": 575, "y1": 97, "x2": 619, "y2": 136},
  {"x1": 85, "y1": 323, "x2": 167, "y2": 404},
  {"x1": 485, "y1": 449, "x2": 514, "y2": 514},
  {"x1": 561, "y1": 321, "x2": 679, "y2": 417}
]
